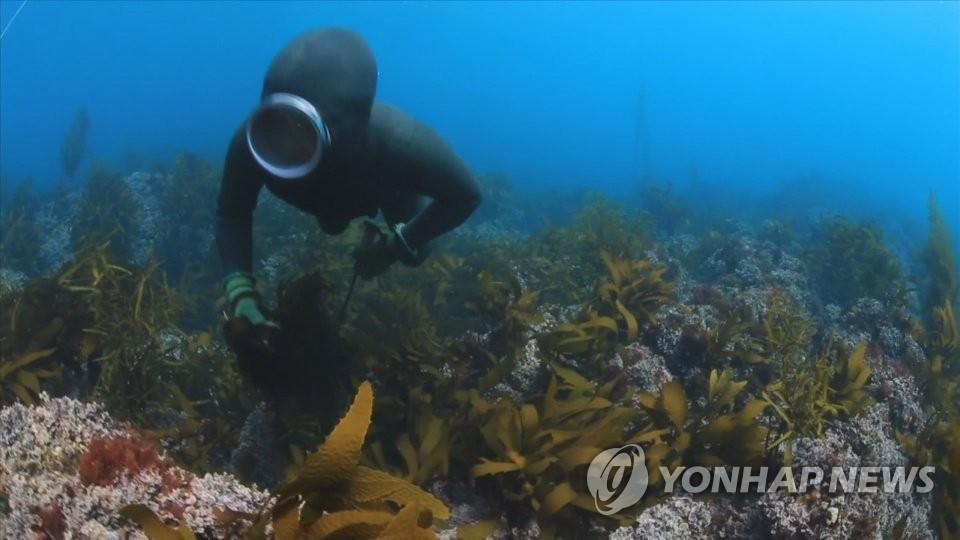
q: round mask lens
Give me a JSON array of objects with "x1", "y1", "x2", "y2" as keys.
[{"x1": 247, "y1": 103, "x2": 322, "y2": 178}]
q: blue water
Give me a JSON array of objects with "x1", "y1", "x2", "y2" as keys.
[{"x1": 1, "y1": 0, "x2": 958, "y2": 238}]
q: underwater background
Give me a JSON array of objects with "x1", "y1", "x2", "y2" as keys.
[
  {"x1": 2, "y1": 0, "x2": 958, "y2": 234},
  {"x1": 1, "y1": 1, "x2": 959, "y2": 539}
]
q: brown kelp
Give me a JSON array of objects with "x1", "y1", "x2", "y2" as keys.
[
  {"x1": 70, "y1": 162, "x2": 139, "y2": 261},
  {"x1": 253, "y1": 380, "x2": 449, "y2": 539},
  {"x1": 803, "y1": 216, "x2": 908, "y2": 308},
  {"x1": 897, "y1": 195, "x2": 960, "y2": 538},
  {"x1": 632, "y1": 369, "x2": 769, "y2": 484},
  {"x1": 762, "y1": 341, "x2": 872, "y2": 450},
  {"x1": 121, "y1": 381, "x2": 448, "y2": 539},
  {"x1": 4, "y1": 149, "x2": 960, "y2": 538},
  {"x1": 541, "y1": 251, "x2": 674, "y2": 369},
  {"x1": 920, "y1": 190, "x2": 959, "y2": 322},
  {"x1": 0, "y1": 178, "x2": 44, "y2": 276},
  {"x1": 0, "y1": 269, "x2": 99, "y2": 406},
  {"x1": 466, "y1": 367, "x2": 643, "y2": 537}
]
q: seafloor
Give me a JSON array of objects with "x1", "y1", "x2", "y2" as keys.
[{"x1": 0, "y1": 157, "x2": 957, "y2": 539}]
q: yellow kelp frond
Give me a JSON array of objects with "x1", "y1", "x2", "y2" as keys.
[
  {"x1": 633, "y1": 370, "x2": 768, "y2": 476},
  {"x1": 597, "y1": 251, "x2": 674, "y2": 327},
  {"x1": 897, "y1": 419, "x2": 960, "y2": 540},
  {"x1": 705, "y1": 312, "x2": 767, "y2": 365},
  {"x1": 920, "y1": 190, "x2": 959, "y2": 319},
  {"x1": 930, "y1": 302, "x2": 960, "y2": 367},
  {"x1": 368, "y1": 411, "x2": 451, "y2": 486},
  {"x1": 119, "y1": 504, "x2": 198, "y2": 540},
  {"x1": 0, "y1": 346, "x2": 59, "y2": 405},
  {"x1": 465, "y1": 269, "x2": 544, "y2": 354},
  {"x1": 247, "y1": 381, "x2": 448, "y2": 539},
  {"x1": 466, "y1": 371, "x2": 642, "y2": 534},
  {"x1": 829, "y1": 342, "x2": 872, "y2": 415},
  {"x1": 277, "y1": 381, "x2": 373, "y2": 497},
  {"x1": 376, "y1": 502, "x2": 437, "y2": 540},
  {"x1": 540, "y1": 252, "x2": 674, "y2": 370},
  {"x1": 763, "y1": 342, "x2": 872, "y2": 449},
  {"x1": 761, "y1": 290, "x2": 815, "y2": 359},
  {"x1": 0, "y1": 275, "x2": 105, "y2": 406},
  {"x1": 709, "y1": 368, "x2": 748, "y2": 413},
  {"x1": 70, "y1": 162, "x2": 140, "y2": 262}
]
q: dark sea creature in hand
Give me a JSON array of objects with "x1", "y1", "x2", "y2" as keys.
[
  {"x1": 221, "y1": 270, "x2": 358, "y2": 432},
  {"x1": 223, "y1": 316, "x2": 284, "y2": 397}
]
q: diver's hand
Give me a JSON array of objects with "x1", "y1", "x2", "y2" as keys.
[
  {"x1": 352, "y1": 236, "x2": 397, "y2": 279},
  {"x1": 352, "y1": 223, "x2": 423, "y2": 279},
  {"x1": 223, "y1": 272, "x2": 279, "y2": 328},
  {"x1": 223, "y1": 272, "x2": 279, "y2": 367},
  {"x1": 232, "y1": 297, "x2": 279, "y2": 328}
]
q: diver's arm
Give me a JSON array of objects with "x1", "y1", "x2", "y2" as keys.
[
  {"x1": 215, "y1": 127, "x2": 266, "y2": 275},
  {"x1": 377, "y1": 106, "x2": 481, "y2": 252}
]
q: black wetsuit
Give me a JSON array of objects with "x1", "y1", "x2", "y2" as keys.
[{"x1": 214, "y1": 28, "x2": 481, "y2": 275}]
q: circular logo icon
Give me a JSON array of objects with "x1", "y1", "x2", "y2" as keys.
[{"x1": 587, "y1": 444, "x2": 648, "y2": 515}]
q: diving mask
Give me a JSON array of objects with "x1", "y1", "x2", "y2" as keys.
[{"x1": 246, "y1": 93, "x2": 331, "y2": 179}]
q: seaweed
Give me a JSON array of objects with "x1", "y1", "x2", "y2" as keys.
[
  {"x1": 254, "y1": 380, "x2": 448, "y2": 538},
  {"x1": 344, "y1": 266, "x2": 554, "y2": 490},
  {"x1": 0, "y1": 177, "x2": 44, "y2": 275},
  {"x1": 527, "y1": 193, "x2": 653, "y2": 299},
  {"x1": 897, "y1": 419, "x2": 960, "y2": 539},
  {"x1": 632, "y1": 369, "x2": 769, "y2": 485},
  {"x1": 70, "y1": 162, "x2": 140, "y2": 262},
  {"x1": 759, "y1": 290, "x2": 815, "y2": 361},
  {"x1": 706, "y1": 311, "x2": 766, "y2": 366},
  {"x1": 0, "y1": 275, "x2": 97, "y2": 405},
  {"x1": 118, "y1": 504, "x2": 198, "y2": 540},
  {"x1": 900, "y1": 296, "x2": 960, "y2": 538},
  {"x1": 920, "y1": 190, "x2": 959, "y2": 322},
  {"x1": 467, "y1": 367, "x2": 642, "y2": 537},
  {"x1": 466, "y1": 269, "x2": 544, "y2": 356},
  {"x1": 0, "y1": 346, "x2": 59, "y2": 405},
  {"x1": 354, "y1": 330, "x2": 482, "y2": 480},
  {"x1": 367, "y1": 411, "x2": 451, "y2": 486},
  {"x1": 924, "y1": 302, "x2": 960, "y2": 415},
  {"x1": 157, "y1": 152, "x2": 221, "y2": 283},
  {"x1": 225, "y1": 269, "x2": 358, "y2": 449},
  {"x1": 77, "y1": 430, "x2": 188, "y2": 488},
  {"x1": 638, "y1": 181, "x2": 693, "y2": 237},
  {"x1": 595, "y1": 252, "x2": 674, "y2": 325},
  {"x1": 147, "y1": 379, "x2": 252, "y2": 477},
  {"x1": 902, "y1": 283, "x2": 958, "y2": 540},
  {"x1": 762, "y1": 342, "x2": 872, "y2": 449},
  {"x1": 803, "y1": 216, "x2": 908, "y2": 308},
  {"x1": 51, "y1": 243, "x2": 188, "y2": 420},
  {"x1": 542, "y1": 251, "x2": 674, "y2": 368},
  {"x1": 122, "y1": 382, "x2": 448, "y2": 539},
  {"x1": 4, "y1": 240, "x2": 255, "y2": 477},
  {"x1": 571, "y1": 192, "x2": 652, "y2": 259},
  {"x1": 8, "y1": 142, "x2": 957, "y2": 539}
]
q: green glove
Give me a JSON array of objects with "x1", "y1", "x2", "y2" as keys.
[
  {"x1": 233, "y1": 297, "x2": 268, "y2": 326},
  {"x1": 222, "y1": 273, "x2": 281, "y2": 382},
  {"x1": 223, "y1": 272, "x2": 271, "y2": 326}
]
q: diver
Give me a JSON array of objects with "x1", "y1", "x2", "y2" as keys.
[{"x1": 215, "y1": 27, "x2": 481, "y2": 328}]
